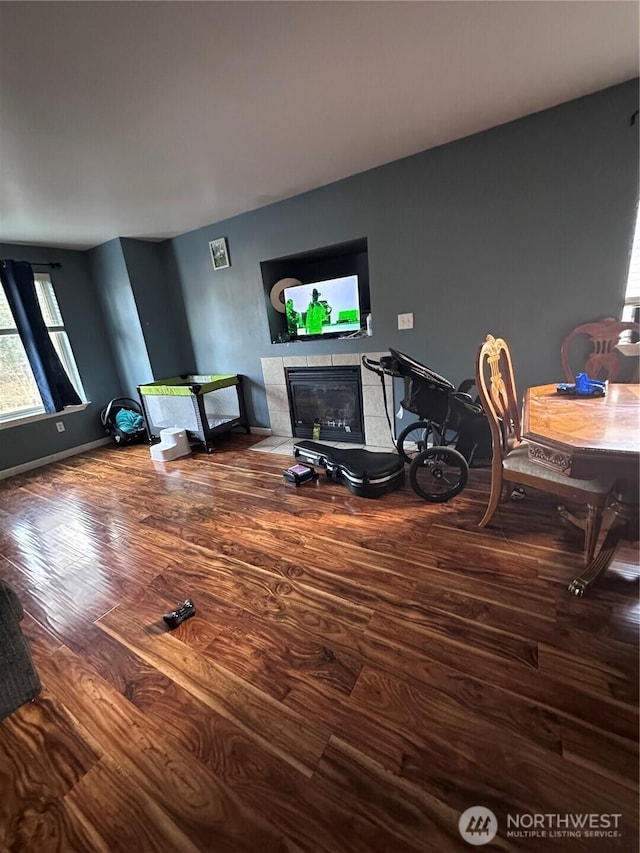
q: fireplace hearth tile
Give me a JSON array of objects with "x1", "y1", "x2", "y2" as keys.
[
  {"x1": 250, "y1": 437, "x2": 357, "y2": 454},
  {"x1": 261, "y1": 357, "x2": 285, "y2": 385},
  {"x1": 307, "y1": 355, "x2": 332, "y2": 366},
  {"x1": 364, "y1": 416, "x2": 395, "y2": 448},
  {"x1": 248, "y1": 435, "x2": 291, "y2": 450},
  {"x1": 268, "y1": 410, "x2": 293, "y2": 437},
  {"x1": 331, "y1": 353, "x2": 361, "y2": 366},
  {"x1": 265, "y1": 384, "x2": 289, "y2": 412},
  {"x1": 363, "y1": 383, "x2": 390, "y2": 418},
  {"x1": 262, "y1": 438, "x2": 299, "y2": 454}
]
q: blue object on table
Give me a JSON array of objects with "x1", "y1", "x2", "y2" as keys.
[{"x1": 556, "y1": 373, "x2": 607, "y2": 397}]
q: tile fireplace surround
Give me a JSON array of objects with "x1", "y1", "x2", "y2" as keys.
[{"x1": 254, "y1": 351, "x2": 395, "y2": 454}]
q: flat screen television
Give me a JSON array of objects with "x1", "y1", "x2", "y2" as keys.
[{"x1": 283, "y1": 275, "x2": 362, "y2": 339}]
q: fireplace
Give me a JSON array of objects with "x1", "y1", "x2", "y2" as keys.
[{"x1": 286, "y1": 366, "x2": 364, "y2": 443}]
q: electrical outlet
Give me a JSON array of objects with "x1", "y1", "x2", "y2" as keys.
[
  {"x1": 55, "y1": 421, "x2": 65, "y2": 433},
  {"x1": 397, "y1": 312, "x2": 414, "y2": 330}
]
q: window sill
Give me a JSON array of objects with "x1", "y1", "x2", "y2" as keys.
[{"x1": 0, "y1": 402, "x2": 91, "y2": 431}]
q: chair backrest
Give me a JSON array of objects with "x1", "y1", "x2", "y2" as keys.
[
  {"x1": 475, "y1": 335, "x2": 522, "y2": 467},
  {"x1": 560, "y1": 317, "x2": 640, "y2": 383}
]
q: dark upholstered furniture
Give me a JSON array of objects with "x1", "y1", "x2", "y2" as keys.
[{"x1": 0, "y1": 579, "x2": 41, "y2": 720}]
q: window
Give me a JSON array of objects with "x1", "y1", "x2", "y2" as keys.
[
  {"x1": 0, "y1": 274, "x2": 86, "y2": 423},
  {"x1": 622, "y1": 204, "x2": 640, "y2": 323}
]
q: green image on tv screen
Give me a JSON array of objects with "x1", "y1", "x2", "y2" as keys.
[{"x1": 284, "y1": 275, "x2": 361, "y2": 337}]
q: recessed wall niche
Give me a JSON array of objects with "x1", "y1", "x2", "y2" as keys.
[{"x1": 261, "y1": 238, "x2": 370, "y2": 344}]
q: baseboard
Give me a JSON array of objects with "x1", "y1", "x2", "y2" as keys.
[
  {"x1": 249, "y1": 426, "x2": 272, "y2": 436},
  {"x1": 0, "y1": 437, "x2": 112, "y2": 481}
]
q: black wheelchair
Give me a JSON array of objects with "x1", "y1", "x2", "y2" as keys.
[{"x1": 362, "y1": 349, "x2": 492, "y2": 502}]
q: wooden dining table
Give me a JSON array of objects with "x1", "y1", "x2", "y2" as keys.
[{"x1": 522, "y1": 383, "x2": 639, "y2": 595}]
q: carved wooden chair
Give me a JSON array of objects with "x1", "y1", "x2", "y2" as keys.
[
  {"x1": 560, "y1": 317, "x2": 640, "y2": 383},
  {"x1": 475, "y1": 334, "x2": 614, "y2": 565}
]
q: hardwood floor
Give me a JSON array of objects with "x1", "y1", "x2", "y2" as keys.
[{"x1": 1, "y1": 434, "x2": 638, "y2": 852}]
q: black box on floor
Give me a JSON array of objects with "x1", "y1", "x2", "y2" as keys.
[{"x1": 283, "y1": 463, "x2": 318, "y2": 486}]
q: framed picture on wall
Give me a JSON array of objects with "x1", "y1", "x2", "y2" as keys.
[{"x1": 209, "y1": 237, "x2": 230, "y2": 271}]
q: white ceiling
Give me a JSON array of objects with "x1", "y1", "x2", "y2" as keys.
[{"x1": 0, "y1": 1, "x2": 638, "y2": 251}]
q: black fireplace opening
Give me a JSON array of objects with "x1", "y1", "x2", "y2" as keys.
[{"x1": 286, "y1": 366, "x2": 364, "y2": 443}]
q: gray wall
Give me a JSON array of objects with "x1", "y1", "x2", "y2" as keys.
[
  {"x1": 88, "y1": 239, "x2": 154, "y2": 399},
  {"x1": 168, "y1": 80, "x2": 639, "y2": 427},
  {"x1": 0, "y1": 242, "x2": 123, "y2": 470},
  {"x1": 120, "y1": 238, "x2": 195, "y2": 379}
]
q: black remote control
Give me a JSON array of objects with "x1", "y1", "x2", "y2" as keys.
[{"x1": 163, "y1": 598, "x2": 196, "y2": 629}]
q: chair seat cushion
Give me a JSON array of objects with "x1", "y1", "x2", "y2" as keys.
[{"x1": 503, "y1": 443, "x2": 614, "y2": 494}]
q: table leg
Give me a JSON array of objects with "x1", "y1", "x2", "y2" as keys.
[
  {"x1": 567, "y1": 518, "x2": 627, "y2": 596},
  {"x1": 565, "y1": 493, "x2": 637, "y2": 595}
]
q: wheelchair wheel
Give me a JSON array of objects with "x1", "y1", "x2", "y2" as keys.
[
  {"x1": 409, "y1": 446, "x2": 469, "y2": 502},
  {"x1": 396, "y1": 421, "x2": 434, "y2": 464}
]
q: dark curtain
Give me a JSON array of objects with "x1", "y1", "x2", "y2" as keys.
[{"x1": 0, "y1": 259, "x2": 81, "y2": 413}]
